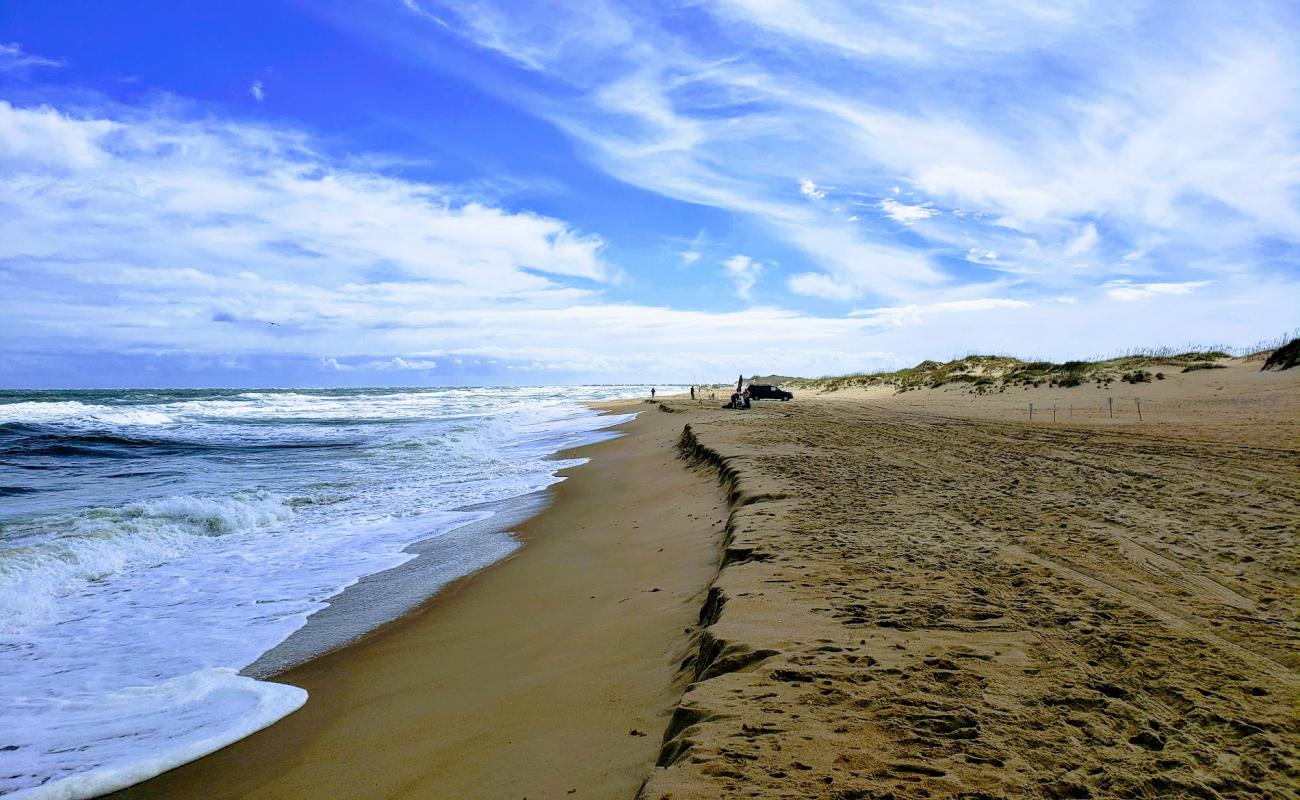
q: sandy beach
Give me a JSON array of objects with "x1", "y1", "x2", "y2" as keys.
[
  {"x1": 10, "y1": 6, "x2": 1300, "y2": 797},
  {"x1": 112, "y1": 357, "x2": 1297, "y2": 799},
  {"x1": 646, "y1": 359, "x2": 1298, "y2": 799},
  {"x1": 112, "y1": 402, "x2": 729, "y2": 799}
]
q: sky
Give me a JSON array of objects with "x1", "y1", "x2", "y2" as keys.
[{"x1": 1, "y1": 1, "x2": 1298, "y2": 388}]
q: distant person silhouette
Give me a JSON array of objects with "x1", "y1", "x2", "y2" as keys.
[{"x1": 650, "y1": 388, "x2": 656, "y2": 400}]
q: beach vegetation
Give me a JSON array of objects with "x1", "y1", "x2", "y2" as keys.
[
  {"x1": 732, "y1": 333, "x2": 1296, "y2": 395},
  {"x1": 1260, "y1": 337, "x2": 1300, "y2": 371},
  {"x1": 784, "y1": 346, "x2": 1256, "y2": 395},
  {"x1": 1245, "y1": 329, "x2": 1300, "y2": 362}
]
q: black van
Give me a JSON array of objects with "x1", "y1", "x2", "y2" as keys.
[{"x1": 748, "y1": 384, "x2": 793, "y2": 401}]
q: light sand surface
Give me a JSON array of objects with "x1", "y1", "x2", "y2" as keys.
[
  {"x1": 112, "y1": 401, "x2": 729, "y2": 800},
  {"x1": 645, "y1": 360, "x2": 1298, "y2": 798},
  {"x1": 811, "y1": 358, "x2": 1299, "y2": 445}
]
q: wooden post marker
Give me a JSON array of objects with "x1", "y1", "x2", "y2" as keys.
[
  {"x1": 1029, "y1": 402, "x2": 1034, "y2": 421},
  {"x1": 1135, "y1": 396, "x2": 1142, "y2": 422},
  {"x1": 1052, "y1": 403, "x2": 1057, "y2": 423},
  {"x1": 1108, "y1": 396, "x2": 1114, "y2": 418}
]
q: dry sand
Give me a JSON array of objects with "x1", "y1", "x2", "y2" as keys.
[
  {"x1": 646, "y1": 359, "x2": 1298, "y2": 799},
  {"x1": 112, "y1": 359, "x2": 1297, "y2": 799}
]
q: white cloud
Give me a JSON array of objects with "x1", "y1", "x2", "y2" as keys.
[
  {"x1": 966, "y1": 248, "x2": 999, "y2": 264},
  {"x1": 370, "y1": 356, "x2": 438, "y2": 370},
  {"x1": 0, "y1": 100, "x2": 610, "y2": 292},
  {"x1": 422, "y1": 15, "x2": 945, "y2": 300},
  {"x1": 1104, "y1": 280, "x2": 1212, "y2": 302},
  {"x1": 880, "y1": 198, "x2": 936, "y2": 224},
  {"x1": 393, "y1": 0, "x2": 1300, "y2": 309},
  {"x1": 0, "y1": 102, "x2": 115, "y2": 169},
  {"x1": 711, "y1": 0, "x2": 1103, "y2": 63},
  {"x1": 1, "y1": 98, "x2": 958, "y2": 381},
  {"x1": 250, "y1": 81, "x2": 265, "y2": 102},
  {"x1": 674, "y1": 229, "x2": 710, "y2": 267},
  {"x1": 781, "y1": 226, "x2": 940, "y2": 300},
  {"x1": 0, "y1": 99, "x2": 633, "y2": 371},
  {"x1": 723, "y1": 254, "x2": 763, "y2": 299},
  {"x1": 401, "y1": 0, "x2": 450, "y2": 27},
  {"x1": 0, "y1": 43, "x2": 63, "y2": 72},
  {"x1": 851, "y1": 298, "x2": 1030, "y2": 326},
  {"x1": 1063, "y1": 223, "x2": 1099, "y2": 258},
  {"x1": 786, "y1": 272, "x2": 857, "y2": 300},
  {"x1": 799, "y1": 178, "x2": 826, "y2": 198},
  {"x1": 405, "y1": 0, "x2": 633, "y2": 73}
]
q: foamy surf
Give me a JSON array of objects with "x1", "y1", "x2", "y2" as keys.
[
  {"x1": 0, "y1": 491, "x2": 294, "y2": 631},
  {"x1": 0, "y1": 386, "x2": 666, "y2": 796},
  {"x1": 3, "y1": 669, "x2": 305, "y2": 800}
]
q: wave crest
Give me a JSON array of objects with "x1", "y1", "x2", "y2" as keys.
[{"x1": 0, "y1": 492, "x2": 293, "y2": 632}]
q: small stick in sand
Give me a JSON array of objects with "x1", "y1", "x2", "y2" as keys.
[
  {"x1": 1135, "y1": 396, "x2": 1143, "y2": 422},
  {"x1": 1052, "y1": 403, "x2": 1057, "y2": 423},
  {"x1": 1108, "y1": 396, "x2": 1114, "y2": 418}
]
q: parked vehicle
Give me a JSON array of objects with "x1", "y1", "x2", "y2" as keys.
[{"x1": 747, "y1": 383, "x2": 793, "y2": 401}]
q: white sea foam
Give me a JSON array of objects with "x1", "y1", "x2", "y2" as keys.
[
  {"x1": 0, "y1": 386, "x2": 660, "y2": 796},
  {"x1": 0, "y1": 491, "x2": 294, "y2": 631},
  {"x1": 2, "y1": 669, "x2": 305, "y2": 800},
  {"x1": 0, "y1": 401, "x2": 174, "y2": 427}
]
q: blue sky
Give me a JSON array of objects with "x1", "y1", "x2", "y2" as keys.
[{"x1": 1, "y1": 1, "x2": 1297, "y2": 387}]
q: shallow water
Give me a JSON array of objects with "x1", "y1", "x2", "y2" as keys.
[{"x1": 0, "y1": 386, "x2": 660, "y2": 798}]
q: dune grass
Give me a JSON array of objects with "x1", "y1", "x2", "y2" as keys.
[
  {"x1": 782, "y1": 342, "x2": 1293, "y2": 395},
  {"x1": 709, "y1": 333, "x2": 1297, "y2": 396}
]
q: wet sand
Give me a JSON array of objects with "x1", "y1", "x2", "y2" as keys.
[{"x1": 113, "y1": 401, "x2": 729, "y2": 799}]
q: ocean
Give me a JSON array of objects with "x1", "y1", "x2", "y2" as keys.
[{"x1": 0, "y1": 386, "x2": 661, "y2": 798}]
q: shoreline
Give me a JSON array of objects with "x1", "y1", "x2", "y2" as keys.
[
  {"x1": 249, "y1": 404, "x2": 636, "y2": 679},
  {"x1": 111, "y1": 398, "x2": 729, "y2": 799},
  {"x1": 242, "y1": 490, "x2": 540, "y2": 679}
]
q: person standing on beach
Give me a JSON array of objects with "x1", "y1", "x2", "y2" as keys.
[
  {"x1": 651, "y1": 387, "x2": 656, "y2": 400},
  {"x1": 690, "y1": 386, "x2": 695, "y2": 400}
]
